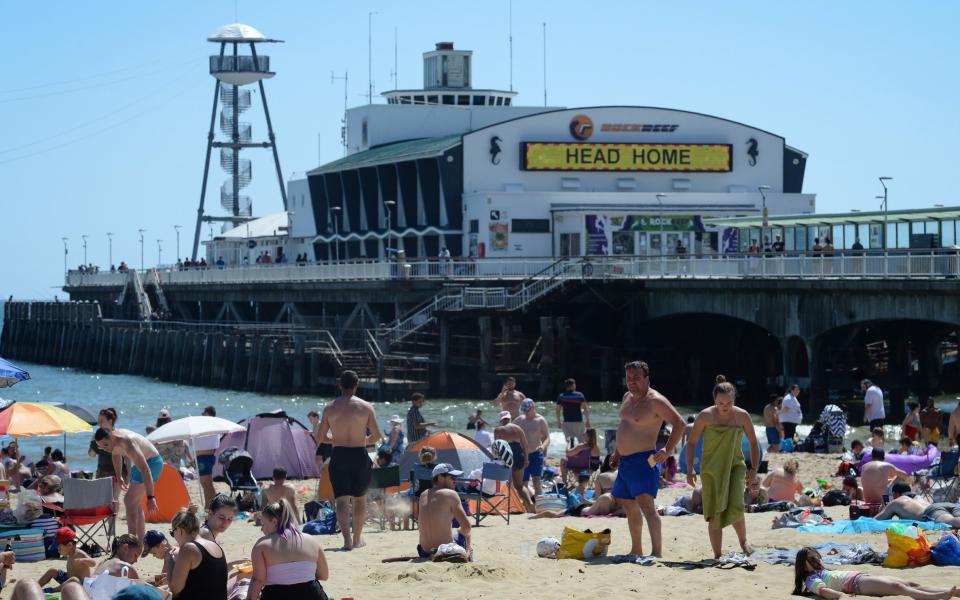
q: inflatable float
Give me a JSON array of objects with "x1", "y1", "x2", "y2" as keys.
[{"x1": 859, "y1": 444, "x2": 939, "y2": 475}]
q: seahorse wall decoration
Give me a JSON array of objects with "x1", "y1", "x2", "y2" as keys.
[{"x1": 746, "y1": 138, "x2": 759, "y2": 166}]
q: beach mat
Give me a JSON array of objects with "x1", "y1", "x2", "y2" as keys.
[
  {"x1": 139, "y1": 464, "x2": 191, "y2": 522},
  {"x1": 797, "y1": 517, "x2": 951, "y2": 535}
]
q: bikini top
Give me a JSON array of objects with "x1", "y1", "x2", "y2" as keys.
[{"x1": 265, "y1": 560, "x2": 316, "y2": 585}]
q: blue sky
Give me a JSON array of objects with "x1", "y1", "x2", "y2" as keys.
[{"x1": 1, "y1": 1, "x2": 957, "y2": 299}]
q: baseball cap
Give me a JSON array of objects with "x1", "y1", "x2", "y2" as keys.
[
  {"x1": 112, "y1": 585, "x2": 165, "y2": 600},
  {"x1": 432, "y1": 463, "x2": 463, "y2": 478},
  {"x1": 520, "y1": 399, "x2": 535, "y2": 413},
  {"x1": 158, "y1": 409, "x2": 170, "y2": 418},
  {"x1": 54, "y1": 527, "x2": 76, "y2": 544},
  {"x1": 498, "y1": 410, "x2": 512, "y2": 422},
  {"x1": 141, "y1": 530, "x2": 167, "y2": 557}
]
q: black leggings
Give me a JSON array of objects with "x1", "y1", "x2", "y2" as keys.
[{"x1": 261, "y1": 581, "x2": 328, "y2": 600}]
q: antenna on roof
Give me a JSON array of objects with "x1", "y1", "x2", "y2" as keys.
[
  {"x1": 331, "y1": 71, "x2": 348, "y2": 155},
  {"x1": 508, "y1": 0, "x2": 514, "y2": 92},
  {"x1": 391, "y1": 26, "x2": 398, "y2": 89},
  {"x1": 542, "y1": 22, "x2": 547, "y2": 107},
  {"x1": 368, "y1": 12, "x2": 378, "y2": 104}
]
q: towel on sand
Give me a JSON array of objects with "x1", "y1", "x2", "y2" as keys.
[
  {"x1": 797, "y1": 517, "x2": 951, "y2": 534},
  {"x1": 701, "y1": 425, "x2": 745, "y2": 529}
]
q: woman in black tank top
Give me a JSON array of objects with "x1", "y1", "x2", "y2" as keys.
[{"x1": 169, "y1": 504, "x2": 228, "y2": 600}]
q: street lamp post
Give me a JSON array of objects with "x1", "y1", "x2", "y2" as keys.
[
  {"x1": 655, "y1": 193, "x2": 666, "y2": 256},
  {"x1": 758, "y1": 185, "x2": 770, "y2": 249},
  {"x1": 61, "y1": 237, "x2": 68, "y2": 275},
  {"x1": 81, "y1": 234, "x2": 88, "y2": 266},
  {"x1": 174, "y1": 225, "x2": 182, "y2": 263},
  {"x1": 106, "y1": 233, "x2": 114, "y2": 268},
  {"x1": 329, "y1": 206, "x2": 342, "y2": 262},
  {"x1": 138, "y1": 229, "x2": 146, "y2": 270},
  {"x1": 879, "y1": 177, "x2": 893, "y2": 249},
  {"x1": 384, "y1": 200, "x2": 396, "y2": 258},
  {"x1": 156, "y1": 239, "x2": 163, "y2": 267}
]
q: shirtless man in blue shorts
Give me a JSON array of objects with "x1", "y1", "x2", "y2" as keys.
[
  {"x1": 612, "y1": 361, "x2": 684, "y2": 557},
  {"x1": 95, "y1": 427, "x2": 161, "y2": 540}
]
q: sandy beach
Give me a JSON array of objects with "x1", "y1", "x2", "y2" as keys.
[{"x1": 3, "y1": 452, "x2": 956, "y2": 600}]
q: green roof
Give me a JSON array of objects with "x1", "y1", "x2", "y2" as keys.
[
  {"x1": 307, "y1": 135, "x2": 461, "y2": 176},
  {"x1": 705, "y1": 205, "x2": 960, "y2": 228}
]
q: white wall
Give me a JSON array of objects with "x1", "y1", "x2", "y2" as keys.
[{"x1": 286, "y1": 178, "x2": 316, "y2": 238}]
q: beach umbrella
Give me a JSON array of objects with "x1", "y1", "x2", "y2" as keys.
[
  {"x1": 0, "y1": 401, "x2": 93, "y2": 438},
  {"x1": 146, "y1": 416, "x2": 245, "y2": 444},
  {"x1": 49, "y1": 403, "x2": 98, "y2": 425},
  {"x1": 0, "y1": 357, "x2": 30, "y2": 388},
  {"x1": 396, "y1": 431, "x2": 494, "y2": 482}
]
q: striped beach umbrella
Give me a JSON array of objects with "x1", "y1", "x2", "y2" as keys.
[
  {"x1": 0, "y1": 401, "x2": 93, "y2": 438},
  {"x1": 0, "y1": 357, "x2": 30, "y2": 388}
]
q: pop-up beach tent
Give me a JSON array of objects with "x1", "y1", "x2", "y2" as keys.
[{"x1": 214, "y1": 410, "x2": 319, "y2": 480}]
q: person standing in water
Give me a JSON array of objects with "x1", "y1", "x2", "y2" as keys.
[{"x1": 686, "y1": 375, "x2": 761, "y2": 559}]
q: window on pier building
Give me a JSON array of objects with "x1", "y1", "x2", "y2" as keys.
[
  {"x1": 943, "y1": 221, "x2": 956, "y2": 247},
  {"x1": 896, "y1": 223, "x2": 909, "y2": 248}
]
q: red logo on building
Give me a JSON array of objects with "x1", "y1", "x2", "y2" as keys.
[{"x1": 569, "y1": 114, "x2": 594, "y2": 141}]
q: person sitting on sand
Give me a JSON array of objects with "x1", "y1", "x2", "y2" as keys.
[
  {"x1": 199, "y1": 493, "x2": 238, "y2": 543},
  {"x1": 842, "y1": 476, "x2": 864, "y2": 502},
  {"x1": 794, "y1": 545, "x2": 959, "y2": 599},
  {"x1": 861, "y1": 449, "x2": 911, "y2": 504},
  {"x1": 10, "y1": 580, "x2": 92, "y2": 600},
  {"x1": 141, "y1": 530, "x2": 175, "y2": 586},
  {"x1": 36, "y1": 528, "x2": 94, "y2": 591},
  {"x1": 249, "y1": 499, "x2": 329, "y2": 600},
  {"x1": 417, "y1": 464, "x2": 472, "y2": 560},
  {"x1": 848, "y1": 439, "x2": 866, "y2": 462},
  {"x1": 762, "y1": 458, "x2": 804, "y2": 503},
  {"x1": 560, "y1": 428, "x2": 601, "y2": 483},
  {"x1": 867, "y1": 427, "x2": 885, "y2": 452},
  {"x1": 876, "y1": 482, "x2": 960, "y2": 528},
  {"x1": 262, "y1": 467, "x2": 299, "y2": 524},
  {"x1": 169, "y1": 504, "x2": 227, "y2": 600},
  {"x1": 594, "y1": 469, "x2": 617, "y2": 497},
  {"x1": 94, "y1": 534, "x2": 142, "y2": 580}
]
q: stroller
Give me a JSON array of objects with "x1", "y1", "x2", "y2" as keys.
[
  {"x1": 218, "y1": 448, "x2": 260, "y2": 510},
  {"x1": 818, "y1": 405, "x2": 847, "y2": 453}
]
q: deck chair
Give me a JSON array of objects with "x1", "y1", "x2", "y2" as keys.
[
  {"x1": 926, "y1": 450, "x2": 959, "y2": 502},
  {"x1": 459, "y1": 462, "x2": 512, "y2": 526},
  {"x1": 368, "y1": 465, "x2": 401, "y2": 530},
  {"x1": 51, "y1": 477, "x2": 115, "y2": 555}
]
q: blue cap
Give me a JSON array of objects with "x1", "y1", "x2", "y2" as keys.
[
  {"x1": 112, "y1": 584, "x2": 165, "y2": 600},
  {"x1": 520, "y1": 398, "x2": 535, "y2": 413},
  {"x1": 141, "y1": 530, "x2": 166, "y2": 557}
]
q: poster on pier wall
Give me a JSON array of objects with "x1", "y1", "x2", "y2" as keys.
[
  {"x1": 488, "y1": 210, "x2": 509, "y2": 252},
  {"x1": 585, "y1": 215, "x2": 612, "y2": 255},
  {"x1": 721, "y1": 228, "x2": 739, "y2": 254}
]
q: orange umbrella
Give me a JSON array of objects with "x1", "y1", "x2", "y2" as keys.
[{"x1": 0, "y1": 402, "x2": 93, "y2": 438}]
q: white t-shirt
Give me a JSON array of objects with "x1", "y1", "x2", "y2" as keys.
[
  {"x1": 864, "y1": 385, "x2": 886, "y2": 421},
  {"x1": 780, "y1": 393, "x2": 803, "y2": 424},
  {"x1": 474, "y1": 429, "x2": 493, "y2": 449},
  {"x1": 193, "y1": 434, "x2": 221, "y2": 452}
]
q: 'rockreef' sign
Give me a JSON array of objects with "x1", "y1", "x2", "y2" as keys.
[{"x1": 521, "y1": 142, "x2": 732, "y2": 172}]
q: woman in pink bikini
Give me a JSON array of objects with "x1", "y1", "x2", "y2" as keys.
[{"x1": 249, "y1": 499, "x2": 329, "y2": 600}]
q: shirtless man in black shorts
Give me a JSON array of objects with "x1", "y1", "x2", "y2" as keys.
[
  {"x1": 318, "y1": 370, "x2": 382, "y2": 550},
  {"x1": 494, "y1": 411, "x2": 535, "y2": 512}
]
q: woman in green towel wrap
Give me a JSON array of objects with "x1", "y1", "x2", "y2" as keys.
[{"x1": 686, "y1": 375, "x2": 761, "y2": 559}]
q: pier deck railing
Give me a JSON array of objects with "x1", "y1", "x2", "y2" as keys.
[{"x1": 65, "y1": 250, "x2": 960, "y2": 288}]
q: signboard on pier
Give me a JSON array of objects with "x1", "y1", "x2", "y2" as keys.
[{"x1": 521, "y1": 142, "x2": 732, "y2": 172}]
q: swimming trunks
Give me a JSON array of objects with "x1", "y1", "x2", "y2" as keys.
[
  {"x1": 923, "y1": 428, "x2": 941, "y2": 446},
  {"x1": 130, "y1": 454, "x2": 164, "y2": 484},
  {"x1": 196, "y1": 454, "x2": 216, "y2": 477},
  {"x1": 612, "y1": 450, "x2": 660, "y2": 499},
  {"x1": 523, "y1": 451, "x2": 544, "y2": 481},
  {"x1": 329, "y1": 447, "x2": 372, "y2": 498},
  {"x1": 416, "y1": 532, "x2": 467, "y2": 559},
  {"x1": 508, "y1": 442, "x2": 526, "y2": 472},
  {"x1": 765, "y1": 426, "x2": 781, "y2": 445},
  {"x1": 315, "y1": 443, "x2": 332, "y2": 461},
  {"x1": 54, "y1": 569, "x2": 69, "y2": 584},
  {"x1": 922, "y1": 502, "x2": 960, "y2": 522}
]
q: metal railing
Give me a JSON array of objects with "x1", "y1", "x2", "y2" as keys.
[{"x1": 64, "y1": 250, "x2": 960, "y2": 288}]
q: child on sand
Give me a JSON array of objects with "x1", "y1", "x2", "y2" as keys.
[
  {"x1": 794, "y1": 546, "x2": 959, "y2": 599},
  {"x1": 38, "y1": 528, "x2": 95, "y2": 591}
]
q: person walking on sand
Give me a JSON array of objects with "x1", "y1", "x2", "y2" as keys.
[
  {"x1": 94, "y1": 428, "x2": 162, "y2": 540},
  {"x1": 611, "y1": 361, "x2": 685, "y2": 558},
  {"x1": 780, "y1": 384, "x2": 803, "y2": 441},
  {"x1": 862, "y1": 379, "x2": 886, "y2": 431},
  {"x1": 493, "y1": 376, "x2": 526, "y2": 419},
  {"x1": 556, "y1": 378, "x2": 591, "y2": 445},
  {"x1": 493, "y1": 411, "x2": 536, "y2": 512},
  {"x1": 318, "y1": 370, "x2": 382, "y2": 550},
  {"x1": 515, "y1": 399, "x2": 550, "y2": 497},
  {"x1": 763, "y1": 394, "x2": 785, "y2": 453},
  {"x1": 686, "y1": 376, "x2": 761, "y2": 559}
]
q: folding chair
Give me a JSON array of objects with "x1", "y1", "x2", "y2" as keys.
[
  {"x1": 459, "y1": 462, "x2": 512, "y2": 526},
  {"x1": 926, "y1": 450, "x2": 959, "y2": 502},
  {"x1": 49, "y1": 477, "x2": 115, "y2": 555},
  {"x1": 368, "y1": 465, "x2": 401, "y2": 530}
]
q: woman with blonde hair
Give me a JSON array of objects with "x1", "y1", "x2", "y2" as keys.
[
  {"x1": 762, "y1": 458, "x2": 804, "y2": 503},
  {"x1": 249, "y1": 498, "x2": 329, "y2": 600},
  {"x1": 169, "y1": 503, "x2": 227, "y2": 600}
]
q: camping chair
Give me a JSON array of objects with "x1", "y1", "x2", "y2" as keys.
[
  {"x1": 46, "y1": 477, "x2": 115, "y2": 555},
  {"x1": 367, "y1": 465, "x2": 401, "y2": 531},
  {"x1": 925, "y1": 450, "x2": 959, "y2": 502},
  {"x1": 459, "y1": 462, "x2": 512, "y2": 526}
]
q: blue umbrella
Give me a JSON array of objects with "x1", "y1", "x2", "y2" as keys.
[{"x1": 0, "y1": 358, "x2": 30, "y2": 388}]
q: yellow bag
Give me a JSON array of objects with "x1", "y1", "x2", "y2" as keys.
[
  {"x1": 556, "y1": 527, "x2": 611, "y2": 560},
  {"x1": 884, "y1": 524, "x2": 932, "y2": 568}
]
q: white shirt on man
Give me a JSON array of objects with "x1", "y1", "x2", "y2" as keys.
[
  {"x1": 864, "y1": 385, "x2": 886, "y2": 421},
  {"x1": 780, "y1": 393, "x2": 802, "y2": 424}
]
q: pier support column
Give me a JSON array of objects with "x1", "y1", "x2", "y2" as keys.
[
  {"x1": 292, "y1": 335, "x2": 305, "y2": 392},
  {"x1": 479, "y1": 316, "x2": 494, "y2": 398},
  {"x1": 438, "y1": 318, "x2": 450, "y2": 397},
  {"x1": 538, "y1": 317, "x2": 555, "y2": 401}
]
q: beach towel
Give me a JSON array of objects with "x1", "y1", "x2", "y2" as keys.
[
  {"x1": 749, "y1": 543, "x2": 881, "y2": 566},
  {"x1": 798, "y1": 517, "x2": 951, "y2": 534},
  {"x1": 700, "y1": 425, "x2": 745, "y2": 529}
]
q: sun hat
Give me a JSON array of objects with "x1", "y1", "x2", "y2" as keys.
[
  {"x1": 498, "y1": 410, "x2": 512, "y2": 422},
  {"x1": 389, "y1": 414, "x2": 402, "y2": 424}
]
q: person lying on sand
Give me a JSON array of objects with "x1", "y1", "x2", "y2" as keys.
[
  {"x1": 529, "y1": 493, "x2": 625, "y2": 519},
  {"x1": 876, "y1": 482, "x2": 960, "y2": 528}
]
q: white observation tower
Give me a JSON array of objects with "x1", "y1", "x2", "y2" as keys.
[{"x1": 191, "y1": 23, "x2": 288, "y2": 260}]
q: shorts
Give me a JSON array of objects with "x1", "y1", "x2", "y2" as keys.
[
  {"x1": 845, "y1": 573, "x2": 864, "y2": 595},
  {"x1": 903, "y1": 425, "x2": 920, "y2": 440},
  {"x1": 612, "y1": 450, "x2": 660, "y2": 500},
  {"x1": 329, "y1": 446, "x2": 372, "y2": 498},
  {"x1": 196, "y1": 454, "x2": 216, "y2": 477},
  {"x1": 509, "y1": 442, "x2": 526, "y2": 472},
  {"x1": 923, "y1": 428, "x2": 940, "y2": 445},
  {"x1": 130, "y1": 455, "x2": 164, "y2": 484},
  {"x1": 923, "y1": 502, "x2": 960, "y2": 522},
  {"x1": 316, "y1": 443, "x2": 332, "y2": 461},
  {"x1": 765, "y1": 426, "x2": 781, "y2": 445},
  {"x1": 561, "y1": 421, "x2": 586, "y2": 441},
  {"x1": 417, "y1": 532, "x2": 467, "y2": 559},
  {"x1": 523, "y1": 451, "x2": 544, "y2": 482},
  {"x1": 261, "y1": 580, "x2": 329, "y2": 600},
  {"x1": 54, "y1": 569, "x2": 69, "y2": 584}
]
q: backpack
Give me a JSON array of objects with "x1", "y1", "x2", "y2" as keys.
[
  {"x1": 302, "y1": 507, "x2": 338, "y2": 535},
  {"x1": 836, "y1": 461, "x2": 857, "y2": 477},
  {"x1": 822, "y1": 489, "x2": 851, "y2": 507}
]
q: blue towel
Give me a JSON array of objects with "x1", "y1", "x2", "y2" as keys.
[{"x1": 798, "y1": 517, "x2": 950, "y2": 534}]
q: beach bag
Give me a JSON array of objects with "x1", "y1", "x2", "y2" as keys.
[
  {"x1": 822, "y1": 490, "x2": 851, "y2": 507},
  {"x1": 302, "y1": 507, "x2": 338, "y2": 535},
  {"x1": 884, "y1": 524, "x2": 932, "y2": 568},
  {"x1": 931, "y1": 533, "x2": 960, "y2": 567},
  {"x1": 535, "y1": 494, "x2": 567, "y2": 512},
  {"x1": 556, "y1": 527, "x2": 611, "y2": 560},
  {"x1": 83, "y1": 566, "x2": 134, "y2": 600},
  {"x1": 13, "y1": 490, "x2": 42, "y2": 525}
]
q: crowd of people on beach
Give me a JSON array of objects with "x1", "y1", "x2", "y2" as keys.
[{"x1": 0, "y1": 364, "x2": 958, "y2": 599}]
